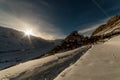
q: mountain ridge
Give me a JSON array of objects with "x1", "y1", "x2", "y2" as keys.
[{"x1": 92, "y1": 14, "x2": 120, "y2": 36}]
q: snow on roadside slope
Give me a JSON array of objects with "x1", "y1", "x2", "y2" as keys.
[
  {"x1": 54, "y1": 35, "x2": 120, "y2": 80},
  {"x1": 0, "y1": 46, "x2": 90, "y2": 80}
]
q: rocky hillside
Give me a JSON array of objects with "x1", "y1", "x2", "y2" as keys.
[
  {"x1": 45, "y1": 31, "x2": 88, "y2": 55},
  {"x1": 92, "y1": 14, "x2": 120, "y2": 36}
]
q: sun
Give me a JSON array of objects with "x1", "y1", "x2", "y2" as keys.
[{"x1": 24, "y1": 29, "x2": 33, "y2": 36}]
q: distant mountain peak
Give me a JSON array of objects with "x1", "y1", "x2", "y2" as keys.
[{"x1": 46, "y1": 31, "x2": 87, "y2": 55}]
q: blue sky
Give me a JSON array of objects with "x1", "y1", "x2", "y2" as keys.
[{"x1": 0, "y1": 0, "x2": 120, "y2": 39}]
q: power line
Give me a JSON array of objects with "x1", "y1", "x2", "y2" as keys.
[{"x1": 91, "y1": 0, "x2": 109, "y2": 18}]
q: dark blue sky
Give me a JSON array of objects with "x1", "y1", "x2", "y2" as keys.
[
  {"x1": 43, "y1": 0, "x2": 120, "y2": 31},
  {"x1": 0, "y1": 0, "x2": 120, "y2": 39}
]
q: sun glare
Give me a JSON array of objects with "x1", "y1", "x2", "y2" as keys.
[{"x1": 24, "y1": 29, "x2": 33, "y2": 36}]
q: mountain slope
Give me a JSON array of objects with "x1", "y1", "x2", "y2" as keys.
[
  {"x1": 47, "y1": 31, "x2": 88, "y2": 55},
  {"x1": 92, "y1": 14, "x2": 120, "y2": 36},
  {"x1": 54, "y1": 35, "x2": 120, "y2": 80},
  {"x1": 0, "y1": 26, "x2": 56, "y2": 70}
]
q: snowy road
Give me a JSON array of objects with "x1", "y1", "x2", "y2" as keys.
[{"x1": 0, "y1": 46, "x2": 91, "y2": 80}]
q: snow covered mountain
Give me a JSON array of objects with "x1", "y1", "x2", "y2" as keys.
[
  {"x1": 1, "y1": 14, "x2": 120, "y2": 80},
  {"x1": 0, "y1": 26, "x2": 56, "y2": 70}
]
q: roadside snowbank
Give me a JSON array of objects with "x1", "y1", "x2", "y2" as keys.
[{"x1": 54, "y1": 35, "x2": 120, "y2": 80}]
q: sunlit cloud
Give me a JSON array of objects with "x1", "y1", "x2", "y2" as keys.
[
  {"x1": 78, "y1": 19, "x2": 108, "y2": 36},
  {"x1": 78, "y1": 26, "x2": 97, "y2": 34}
]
